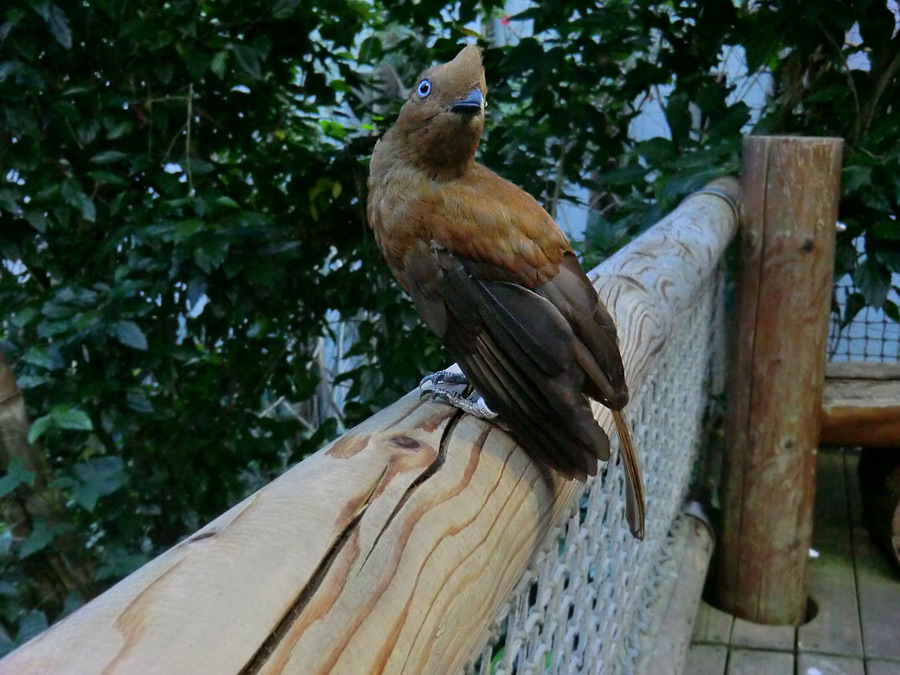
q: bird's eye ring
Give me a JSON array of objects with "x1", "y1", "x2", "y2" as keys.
[{"x1": 417, "y1": 79, "x2": 432, "y2": 97}]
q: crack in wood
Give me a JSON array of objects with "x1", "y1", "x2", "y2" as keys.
[
  {"x1": 356, "y1": 411, "x2": 463, "y2": 577},
  {"x1": 237, "y1": 409, "x2": 463, "y2": 672},
  {"x1": 237, "y1": 466, "x2": 388, "y2": 675}
]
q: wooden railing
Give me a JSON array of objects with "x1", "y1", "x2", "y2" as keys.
[{"x1": 0, "y1": 177, "x2": 740, "y2": 675}]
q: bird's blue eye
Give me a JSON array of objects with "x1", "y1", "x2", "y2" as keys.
[{"x1": 417, "y1": 79, "x2": 432, "y2": 97}]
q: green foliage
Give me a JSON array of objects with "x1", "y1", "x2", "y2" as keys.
[
  {"x1": 479, "y1": 0, "x2": 899, "y2": 283},
  {"x1": 0, "y1": 0, "x2": 453, "y2": 646},
  {"x1": 1, "y1": 0, "x2": 897, "y2": 651}
]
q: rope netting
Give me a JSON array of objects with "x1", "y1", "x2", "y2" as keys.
[
  {"x1": 466, "y1": 269, "x2": 727, "y2": 675},
  {"x1": 828, "y1": 274, "x2": 900, "y2": 363}
]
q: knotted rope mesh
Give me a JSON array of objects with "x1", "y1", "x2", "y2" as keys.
[
  {"x1": 828, "y1": 275, "x2": 900, "y2": 363},
  {"x1": 466, "y1": 269, "x2": 727, "y2": 675}
]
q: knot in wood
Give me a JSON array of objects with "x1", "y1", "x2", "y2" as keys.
[
  {"x1": 188, "y1": 531, "x2": 217, "y2": 543},
  {"x1": 390, "y1": 435, "x2": 421, "y2": 450}
]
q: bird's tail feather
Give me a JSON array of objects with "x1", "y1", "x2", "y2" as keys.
[{"x1": 613, "y1": 409, "x2": 645, "y2": 540}]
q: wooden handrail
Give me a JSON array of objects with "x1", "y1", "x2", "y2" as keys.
[{"x1": 0, "y1": 177, "x2": 740, "y2": 675}]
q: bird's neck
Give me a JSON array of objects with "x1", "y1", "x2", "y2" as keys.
[{"x1": 383, "y1": 119, "x2": 481, "y2": 181}]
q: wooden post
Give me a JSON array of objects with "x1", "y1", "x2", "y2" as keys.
[
  {"x1": 713, "y1": 136, "x2": 842, "y2": 625},
  {"x1": 0, "y1": 178, "x2": 740, "y2": 675}
]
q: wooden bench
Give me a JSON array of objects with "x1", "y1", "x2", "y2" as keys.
[
  {"x1": 820, "y1": 362, "x2": 900, "y2": 448},
  {"x1": 821, "y1": 361, "x2": 900, "y2": 569}
]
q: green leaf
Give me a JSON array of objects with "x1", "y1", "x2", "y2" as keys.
[
  {"x1": 15, "y1": 611, "x2": 48, "y2": 643},
  {"x1": 214, "y1": 196, "x2": 240, "y2": 209},
  {"x1": 31, "y1": 1, "x2": 71, "y2": 49},
  {"x1": 841, "y1": 164, "x2": 872, "y2": 194},
  {"x1": 24, "y1": 208, "x2": 48, "y2": 233},
  {"x1": 210, "y1": 51, "x2": 228, "y2": 78},
  {"x1": 193, "y1": 238, "x2": 229, "y2": 273},
  {"x1": 841, "y1": 292, "x2": 866, "y2": 328},
  {"x1": 319, "y1": 119, "x2": 346, "y2": 140},
  {"x1": 50, "y1": 406, "x2": 93, "y2": 431},
  {"x1": 0, "y1": 457, "x2": 36, "y2": 499},
  {"x1": 106, "y1": 120, "x2": 134, "y2": 140},
  {"x1": 872, "y1": 221, "x2": 900, "y2": 240},
  {"x1": 664, "y1": 90, "x2": 691, "y2": 146},
  {"x1": 0, "y1": 187, "x2": 20, "y2": 213},
  {"x1": 231, "y1": 44, "x2": 262, "y2": 80},
  {"x1": 22, "y1": 347, "x2": 62, "y2": 371},
  {"x1": 873, "y1": 244, "x2": 900, "y2": 273},
  {"x1": 27, "y1": 415, "x2": 52, "y2": 444},
  {"x1": 19, "y1": 517, "x2": 56, "y2": 558},
  {"x1": 885, "y1": 300, "x2": 900, "y2": 323},
  {"x1": 67, "y1": 481, "x2": 94, "y2": 509},
  {"x1": 96, "y1": 546, "x2": 149, "y2": 581},
  {"x1": 175, "y1": 41, "x2": 209, "y2": 80},
  {"x1": 90, "y1": 150, "x2": 128, "y2": 164},
  {"x1": 115, "y1": 320, "x2": 148, "y2": 350},
  {"x1": 853, "y1": 259, "x2": 891, "y2": 308},
  {"x1": 71, "y1": 457, "x2": 128, "y2": 511},
  {"x1": 16, "y1": 374, "x2": 50, "y2": 390},
  {"x1": 125, "y1": 390, "x2": 154, "y2": 413},
  {"x1": 184, "y1": 158, "x2": 214, "y2": 175},
  {"x1": 271, "y1": 0, "x2": 301, "y2": 19},
  {"x1": 88, "y1": 170, "x2": 128, "y2": 188},
  {"x1": 80, "y1": 194, "x2": 96, "y2": 222},
  {"x1": 11, "y1": 307, "x2": 38, "y2": 328}
]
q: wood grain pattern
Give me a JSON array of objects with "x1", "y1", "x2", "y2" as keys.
[
  {"x1": 713, "y1": 136, "x2": 842, "y2": 626},
  {"x1": 685, "y1": 644, "x2": 729, "y2": 675},
  {"x1": 825, "y1": 362, "x2": 900, "y2": 381},
  {"x1": 0, "y1": 178, "x2": 739, "y2": 675},
  {"x1": 727, "y1": 649, "x2": 793, "y2": 675},
  {"x1": 798, "y1": 450, "x2": 863, "y2": 658},
  {"x1": 820, "y1": 364, "x2": 900, "y2": 447}
]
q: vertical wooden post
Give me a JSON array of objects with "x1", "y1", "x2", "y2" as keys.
[{"x1": 713, "y1": 136, "x2": 842, "y2": 625}]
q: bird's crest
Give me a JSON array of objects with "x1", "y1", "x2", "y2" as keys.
[{"x1": 427, "y1": 44, "x2": 486, "y2": 102}]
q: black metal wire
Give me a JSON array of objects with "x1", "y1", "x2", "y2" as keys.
[{"x1": 828, "y1": 276, "x2": 900, "y2": 363}]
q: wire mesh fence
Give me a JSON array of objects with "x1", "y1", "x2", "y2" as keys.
[
  {"x1": 828, "y1": 274, "x2": 900, "y2": 363},
  {"x1": 466, "y1": 269, "x2": 726, "y2": 675}
]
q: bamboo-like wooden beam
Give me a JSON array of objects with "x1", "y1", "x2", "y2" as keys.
[
  {"x1": 820, "y1": 362, "x2": 900, "y2": 447},
  {"x1": 640, "y1": 509, "x2": 715, "y2": 673},
  {"x1": 0, "y1": 178, "x2": 740, "y2": 675},
  {"x1": 713, "y1": 136, "x2": 842, "y2": 626}
]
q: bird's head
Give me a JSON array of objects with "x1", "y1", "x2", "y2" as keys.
[{"x1": 390, "y1": 45, "x2": 487, "y2": 177}]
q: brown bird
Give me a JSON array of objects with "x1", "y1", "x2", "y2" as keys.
[{"x1": 367, "y1": 45, "x2": 645, "y2": 539}]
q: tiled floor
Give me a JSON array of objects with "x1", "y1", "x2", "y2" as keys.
[{"x1": 687, "y1": 449, "x2": 900, "y2": 675}]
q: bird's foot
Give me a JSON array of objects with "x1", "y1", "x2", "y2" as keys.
[
  {"x1": 423, "y1": 386, "x2": 498, "y2": 420},
  {"x1": 419, "y1": 369, "x2": 469, "y2": 392}
]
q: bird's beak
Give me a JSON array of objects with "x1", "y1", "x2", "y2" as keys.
[{"x1": 450, "y1": 89, "x2": 484, "y2": 115}]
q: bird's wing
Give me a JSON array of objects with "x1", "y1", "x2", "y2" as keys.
[
  {"x1": 534, "y1": 253, "x2": 629, "y2": 409},
  {"x1": 404, "y1": 238, "x2": 612, "y2": 480},
  {"x1": 423, "y1": 167, "x2": 630, "y2": 409}
]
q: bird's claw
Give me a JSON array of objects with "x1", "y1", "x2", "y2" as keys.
[
  {"x1": 419, "y1": 370, "x2": 469, "y2": 392},
  {"x1": 472, "y1": 395, "x2": 498, "y2": 419},
  {"x1": 423, "y1": 384, "x2": 498, "y2": 420}
]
